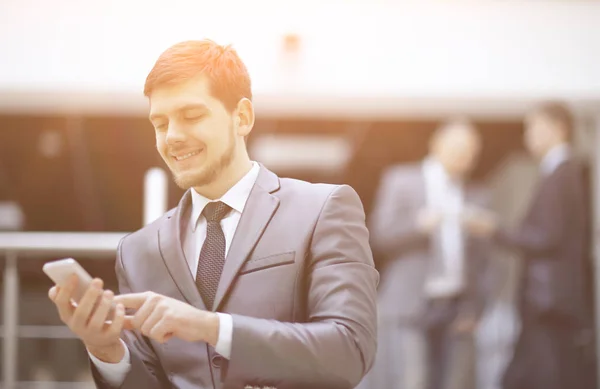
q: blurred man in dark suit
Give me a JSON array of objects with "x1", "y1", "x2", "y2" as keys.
[{"x1": 465, "y1": 102, "x2": 587, "y2": 389}]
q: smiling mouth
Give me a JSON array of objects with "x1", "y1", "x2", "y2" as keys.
[{"x1": 172, "y1": 150, "x2": 202, "y2": 161}]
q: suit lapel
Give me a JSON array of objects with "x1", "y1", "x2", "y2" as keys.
[
  {"x1": 212, "y1": 165, "x2": 280, "y2": 311},
  {"x1": 158, "y1": 190, "x2": 206, "y2": 310}
]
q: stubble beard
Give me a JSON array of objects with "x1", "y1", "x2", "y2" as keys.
[{"x1": 172, "y1": 125, "x2": 237, "y2": 190}]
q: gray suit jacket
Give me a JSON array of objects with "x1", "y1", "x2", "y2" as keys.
[
  {"x1": 92, "y1": 165, "x2": 379, "y2": 389},
  {"x1": 370, "y1": 163, "x2": 493, "y2": 324}
]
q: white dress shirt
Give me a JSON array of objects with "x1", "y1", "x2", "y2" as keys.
[
  {"x1": 540, "y1": 143, "x2": 570, "y2": 177},
  {"x1": 90, "y1": 161, "x2": 261, "y2": 386},
  {"x1": 422, "y1": 158, "x2": 466, "y2": 298}
]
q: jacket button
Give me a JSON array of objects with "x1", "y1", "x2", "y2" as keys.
[{"x1": 211, "y1": 355, "x2": 223, "y2": 368}]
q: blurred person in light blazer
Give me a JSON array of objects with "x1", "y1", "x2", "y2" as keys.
[
  {"x1": 48, "y1": 39, "x2": 379, "y2": 389},
  {"x1": 360, "y1": 120, "x2": 495, "y2": 389}
]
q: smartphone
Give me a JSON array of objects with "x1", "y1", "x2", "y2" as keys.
[{"x1": 43, "y1": 258, "x2": 115, "y2": 320}]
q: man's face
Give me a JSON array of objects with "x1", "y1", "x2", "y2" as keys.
[
  {"x1": 435, "y1": 127, "x2": 481, "y2": 179},
  {"x1": 148, "y1": 75, "x2": 237, "y2": 190},
  {"x1": 524, "y1": 111, "x2": 558, "y2": 159}
]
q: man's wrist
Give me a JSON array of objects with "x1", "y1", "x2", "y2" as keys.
[
  {"x1": 197, "y1": 311, "x2": 220, "y2": 347},
  {"x1": 87, "y1": 341, "x2": 125, "y2": 364}
]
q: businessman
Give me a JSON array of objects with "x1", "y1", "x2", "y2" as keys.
[
  {"x1": 464, "y1": 102, "x2": 587, "y2": 389},
  {"x1": 48, "y1": 39, "x2": 379, "y2": 389},
  {"x1": 363, "y1": 120, "x2": 494, "y2": 389}
]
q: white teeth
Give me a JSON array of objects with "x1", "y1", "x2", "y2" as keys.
[{"x1": 174, "y1": 151, "x2": 199, "y2": 161}]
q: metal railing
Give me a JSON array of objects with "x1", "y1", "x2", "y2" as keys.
[
  {"x1": 0, "y1": 232, "x2": 128, "y2": 389},
  {"x1": 0, "y1": 165, "x2": 168, "y2": 388}
]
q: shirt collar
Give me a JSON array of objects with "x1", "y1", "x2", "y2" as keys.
[
  {"x1": 190, "y1": 161, "x2": 260, "y2": 232},
  {"x1": 423, "y1": 157, "x2": 459, "y2": 186},
  {"x1": 540, "y1": 143, "x2": 570, "y2": 176}
]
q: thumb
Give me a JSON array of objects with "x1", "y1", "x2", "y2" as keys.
[
  {"x1": 114, "y1": 293, "x2": 149, "y2": 310},
  {"x1": 48, "y1": 286, "x2": 59, "y2": 302}
]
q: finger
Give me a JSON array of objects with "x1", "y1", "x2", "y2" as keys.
[
  {"x1": 88, "y1": 290, "x2": 114, "y2": 331},
  {"x1": 76, "y1": 278, "x2": 103, "y2": 308},
  {"x1": 114, "y1": 293, "x2": 151, "y2": 310},
  {"x1": 123, "y1": 315, "x2": 136, "y2": 331},
  {"x1": 140, "y1": 308, "x2": 165, "y2": 338},
  {"x1": 48, "y1": 286, "x2": 58, "y2": 302},
  {"x1": 130, "y1": 297, "x2": 158, "y2": 330},
  {"x1": 105, "y1": 303, "x2": 126, "y2": 337},
  {"x1": 71, "y1": 279, "x2": 104, "y2": 327},
  {"x1": 54, "y1": 274, "x2": 77, "y2": 307},
  {"x1": 54, "y1": 277, "x2": 77, "y2": 322},
  {"x1": 149, "y1": 319, "x2": 174, "y2": 344}
]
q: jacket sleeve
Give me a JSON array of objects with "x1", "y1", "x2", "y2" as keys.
[
  {"x1": 223, "y1": 185, "x2": 379, "y2": 389},
  {"x1": 369, "y1": 167, "x2": 429, "y2": 260},
  {"x1": 91, "y1": 238, "x2": 171, "y2": 389}
]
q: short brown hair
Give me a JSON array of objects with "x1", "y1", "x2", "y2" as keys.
[
  {"x1": 534, "y1": 101, "x2": 574, "y2": 140},
  {"x1": 144, "y1": 39, "x2": 252, "y2": 112}
]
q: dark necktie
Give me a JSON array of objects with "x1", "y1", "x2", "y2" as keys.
[{"x1": 196, "y1": 201, "x2": 230, "y2": 310}]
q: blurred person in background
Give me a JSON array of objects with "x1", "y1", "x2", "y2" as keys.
[
  {"x1": 464, "y1": 101, "x2": 588, "y2": 389},
  {"x1": 362, "y1": 120, "x2": 495, "y2": 389},
  {"x1": 48, "y1": 39, "x2": 379, "y2": 389}
]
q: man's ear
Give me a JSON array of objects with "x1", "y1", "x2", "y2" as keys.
[{"x1": 235, "y1": 98, "x2": 255, "y2": 138}]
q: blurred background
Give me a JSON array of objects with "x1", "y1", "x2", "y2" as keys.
[{"x1": 0, "y1": 0, "x2": 599, "y2": 388}]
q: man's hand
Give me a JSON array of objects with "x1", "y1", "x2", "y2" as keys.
[
  {"x1": 416, "y1": 208, "x2": 442, "y2": 234},
  {"x1": 114, "y1": 292, "x2": 220, "y2": 346},
  {"x1": 462, "y1": 207, "x2": 498, "y2": 237},
  {"x1": 49, "y1": 275, "x2": 127, "y2": 363}
]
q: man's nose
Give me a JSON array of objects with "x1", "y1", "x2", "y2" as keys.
[{"x1": 165, "y1": 123, "x2": 186, "y2": 144}]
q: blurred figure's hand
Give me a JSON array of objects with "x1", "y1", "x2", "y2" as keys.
[
  {"x1": 452, "y1": 315, "x2": 478, "y2": 334},
  {"x1": 49, "y1": 275, "x2": 127, "y2": 363},
  {"x1": 462, "y1": 207, "x2": 498, "y2": 237},
  {"x1": 416, "y1": 208, "x2": 442, "y2": 234}
]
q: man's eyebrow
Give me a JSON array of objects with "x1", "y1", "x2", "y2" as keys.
[{"x1": 149, "y1": 104, "x2": 210, "y2": 121}]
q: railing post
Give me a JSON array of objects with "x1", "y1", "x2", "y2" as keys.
[
  {"x1": 144, "y1": 167, "x2": 168, "y2": 226},
  {"x1": 3, "y1": 251, "x2": 19, "y2": 389},
  {"x1": 592, "y1": 113, "x2": 600, "y2": 388}
]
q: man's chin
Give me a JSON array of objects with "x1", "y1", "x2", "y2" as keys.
[
  {"x1": 173, "y1": 174, "x2": 198, "y2": 190},
  {"x1": 173, "y1": 170, "x2": 214, "y2": 190}
]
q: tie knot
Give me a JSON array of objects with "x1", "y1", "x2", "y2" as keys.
[{"x1": 203, "y1": 201, "x2": 230, "y2": 222}]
